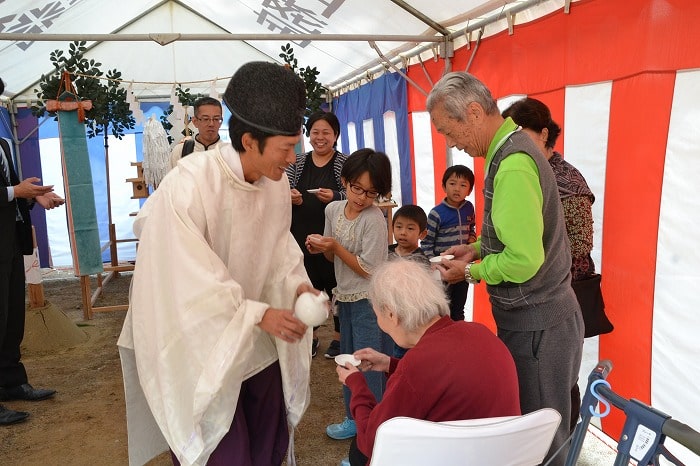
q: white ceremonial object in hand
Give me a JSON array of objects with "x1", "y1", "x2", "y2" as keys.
[{"x1": 294, "y1": 291, "x2": 329, "y2": 326}]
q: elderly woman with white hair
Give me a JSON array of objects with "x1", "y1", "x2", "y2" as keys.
[{"x1": 336, "y1": 259, "x2": 521, "y2": 466}]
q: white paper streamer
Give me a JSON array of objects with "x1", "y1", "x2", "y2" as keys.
[
  {"x1": 208, "y1": 80, "x2": 218, "y2": 98},
  {"x1": 125, "y1": 82, "x2": 144, "y2": 125}
]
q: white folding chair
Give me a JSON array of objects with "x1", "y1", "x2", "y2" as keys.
[{"x1": 369, "y1": 408, "x2": 561, "y2": 466}]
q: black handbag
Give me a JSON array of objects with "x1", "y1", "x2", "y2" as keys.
[{"x1": 571, "y1": 273, "x2": 614, "y2": 338}]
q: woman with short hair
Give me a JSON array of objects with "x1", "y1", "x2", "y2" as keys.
[{"x1": 337, "y1": 259, "x2": 521, "y2": 466}]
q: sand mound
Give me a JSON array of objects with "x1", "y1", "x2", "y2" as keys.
[{"x1": 22, "y1": 301, "x2": 89, "y2": 354}]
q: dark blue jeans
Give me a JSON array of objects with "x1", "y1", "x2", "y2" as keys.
[{"x1": 446, "y1": 281, "x2": 469, "y2": 321}]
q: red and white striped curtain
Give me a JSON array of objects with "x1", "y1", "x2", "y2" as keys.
[{"x1": 405, "y1": 0, "x2": 700, "y2": 460}]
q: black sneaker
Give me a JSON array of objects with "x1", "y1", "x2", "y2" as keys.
[
  {"x1": 311, "y1": 338, "x2": 319, "y2": 358},
  {"x1": 324, "y1": 339, "x2": 340, "y2": 359}
]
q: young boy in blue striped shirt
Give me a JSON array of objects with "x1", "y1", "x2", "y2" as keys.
[{"x1": 422, "y1": 165, "x2": 477, "y2": 321}]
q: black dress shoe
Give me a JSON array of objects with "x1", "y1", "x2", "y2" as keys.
[
  {"x1": 0, "y1": 404, "x2": 29, "y2": 425},
  {"x1": 0, "y1": 383, "x2": 56, "y2": 402}
]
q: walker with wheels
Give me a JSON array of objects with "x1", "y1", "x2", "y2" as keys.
[{"x1": 564, "y1": 360, "x2": 700, "y2": 465}]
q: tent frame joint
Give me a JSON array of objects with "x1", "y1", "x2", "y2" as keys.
[
  {"x1": 439, "y1": 37, "x2": 455, "y2": 58},
  {"x1": 148, "y1": 33, "x2": 181, "y2": 46}
]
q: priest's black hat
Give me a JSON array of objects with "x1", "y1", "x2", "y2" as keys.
[{"x1": 223, "y1": 62, "x2": 306, "y2": 136}]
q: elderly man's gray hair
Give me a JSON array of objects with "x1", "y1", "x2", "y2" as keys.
[
  {"x1": 426, "y1": 72, "x2": 499, "y2": 120},
  {"x1": 369, "y1": 259, "x2": 449, "y2": 332}
]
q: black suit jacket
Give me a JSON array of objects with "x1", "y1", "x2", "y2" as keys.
[{"x1": 0, "y1": 137, "x2": 33, "y2": 260}]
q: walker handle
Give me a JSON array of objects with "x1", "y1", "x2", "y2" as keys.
[
  {"x1": 592, "y1": 359, "x2": 612, "y2": 381},
  {"x1": 663, "y1": 418, "x2": 700, "y2": 457}
]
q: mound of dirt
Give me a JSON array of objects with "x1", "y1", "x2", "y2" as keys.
[{"x1": 23, "y1": 302, "x2": 88, "y2": 354}]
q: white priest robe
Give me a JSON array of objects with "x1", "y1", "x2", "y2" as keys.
[{"x1": 118, "y1": 144, "x2": 312, "y2": 465}]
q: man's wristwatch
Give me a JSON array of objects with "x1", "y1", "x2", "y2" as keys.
[{"x1": 464, "y1": 262, "x2": 479, "y2": 284}]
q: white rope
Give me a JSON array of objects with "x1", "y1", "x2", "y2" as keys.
[{"x1": 142, "y1": 115, "x2": 170, "y2": 189}]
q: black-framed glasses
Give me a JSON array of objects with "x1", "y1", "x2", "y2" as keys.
[
  {"x1": 349, "y1": 184, "x2": 379, "y2": 199},
  {"x1": 195, "y1": 116, "x2": 223, "y2": 124}
]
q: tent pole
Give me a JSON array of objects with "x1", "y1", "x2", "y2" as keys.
[
  {"x1": 326, "y1": 0, "x2": 545, "y2": 91},
  {"x1": 0, "y1": 32, "x2": 441, "y2": 43},
  {"x1": 368, "y1": 42, "x2": 429, "y2": 97},
  {"x1": 389, "y1": 0, "x2": 450, "y2": 35},
  {"x1": 2, "y1": 103, "x2": 22, "y2": 176},
  {"x1": 465, "y1": 29, "x2": 485, "y2": 72},
  {"x1": 103, "y1": 129, "x2": 118, "y2": 268}
]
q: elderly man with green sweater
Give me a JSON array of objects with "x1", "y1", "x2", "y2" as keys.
[{"x1": 428, "y1": 72, "x2": 584, "y2": 466}]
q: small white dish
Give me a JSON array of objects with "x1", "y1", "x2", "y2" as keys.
[
  {"x1": 429, "y1": 254, "x2": 454, "y2": 263},
  {"x1": 307, "y1": 188, "x2": 321, "y2": 193},
  {"x1": 308, "y1": 234, "x2": 323, "y2": 243},
  {"x1": 335, "y1": 354, "x2": 361, "y2": 367}
]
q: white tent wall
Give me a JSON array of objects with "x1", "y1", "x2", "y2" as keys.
[
  {"x1": 1, "y1": 1, "x2": 159, "y2": 99},
  {"x1": 79, "y1": 2, "x2": 280, "y2": 98},
  {"x1": 653, "y1": 68, "x2": 700, "y2": 465},
  {"x1": 559, "y1": 81, "x2": 611, "y2": 434},
  {"x1": 382, "y1": 112, "x2": 402, "y2": 207},
  {"x1": 1, "y1": 0, "x2": 278, "y2": 99},
  {"x1": 3, "y1": 0, "x2": 700, "y2": 461}
]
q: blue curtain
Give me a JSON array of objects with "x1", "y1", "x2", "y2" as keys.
[{"x1": 333, "y1": 71, "x2": 413, "y2": 204}]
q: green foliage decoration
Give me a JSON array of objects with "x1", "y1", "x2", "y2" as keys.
[
  {"x1": 279, "y1": 43, "x2": 327, "y2": 120},
  {"x1": 32, "y1": 41, "x2": 135, "y2": 140}
]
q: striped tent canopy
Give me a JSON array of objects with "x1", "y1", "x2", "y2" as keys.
[{"x1": 1, "y1": 1, "x2": 699, "y2": 461}]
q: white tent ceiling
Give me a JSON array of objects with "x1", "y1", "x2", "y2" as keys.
[{"x1": 1, "y1": 0, "x2": 564, "y2": 103}]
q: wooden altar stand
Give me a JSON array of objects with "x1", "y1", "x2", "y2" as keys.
[
  {"x1": 80, "y1": 161, "x2": 145, "y2": 319},
  {"x1": 79, "y1": 259, "x2": 135, "y2": 320}
]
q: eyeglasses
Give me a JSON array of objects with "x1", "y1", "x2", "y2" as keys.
[
  {"x1": 349, "y1": 184, "x2": 379, "y2": 199},
  {"x1": 195, "y1": 116, "x2": 223, "y2": 124}
]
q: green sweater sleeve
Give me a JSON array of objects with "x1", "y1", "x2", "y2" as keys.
[{"x1": 473, "y1": 153, "x2": 545, "y2": 284}]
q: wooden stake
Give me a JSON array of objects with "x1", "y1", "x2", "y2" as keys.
[{"x1": 28, "y1": 226, "x2": 45, "y2": 309}]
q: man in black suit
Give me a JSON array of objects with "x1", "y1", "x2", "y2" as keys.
[{"x1": 0, "y1": 77, "x2": 65, "y2": 425}]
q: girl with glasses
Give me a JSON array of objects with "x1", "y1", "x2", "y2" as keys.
[{"x1": 305, "y1": 149, "x2": 393, "y2": 457}]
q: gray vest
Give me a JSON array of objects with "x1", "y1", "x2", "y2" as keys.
[{"x1": 482, "y1": 130, "x2": 578, "y2": 331}]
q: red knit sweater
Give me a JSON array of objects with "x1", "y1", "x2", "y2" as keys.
[{"x1": 347, "y1": 316, "x2": 521, "y2": 461}]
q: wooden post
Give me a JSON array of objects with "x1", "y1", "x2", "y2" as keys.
[
  {"x1": 27, "y1": 227, "x2": 45, "y2": 309},
  {"x1": 81, "y1": 275, "x2": 92, "y2": 320},
  {"x1": 28, "y1": 282, "x2": 45, "y2": 309},
  {"x1": 109, "y1": 223, "x2": 119, "y2": 268}
]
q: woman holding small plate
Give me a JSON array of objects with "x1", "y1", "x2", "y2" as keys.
[
  {"x1": 287, "y1": 111, "x2": 348, "y2": 358},
  {"x1": 336, "y1": 259, "x2": 521, "y2": 466}
]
